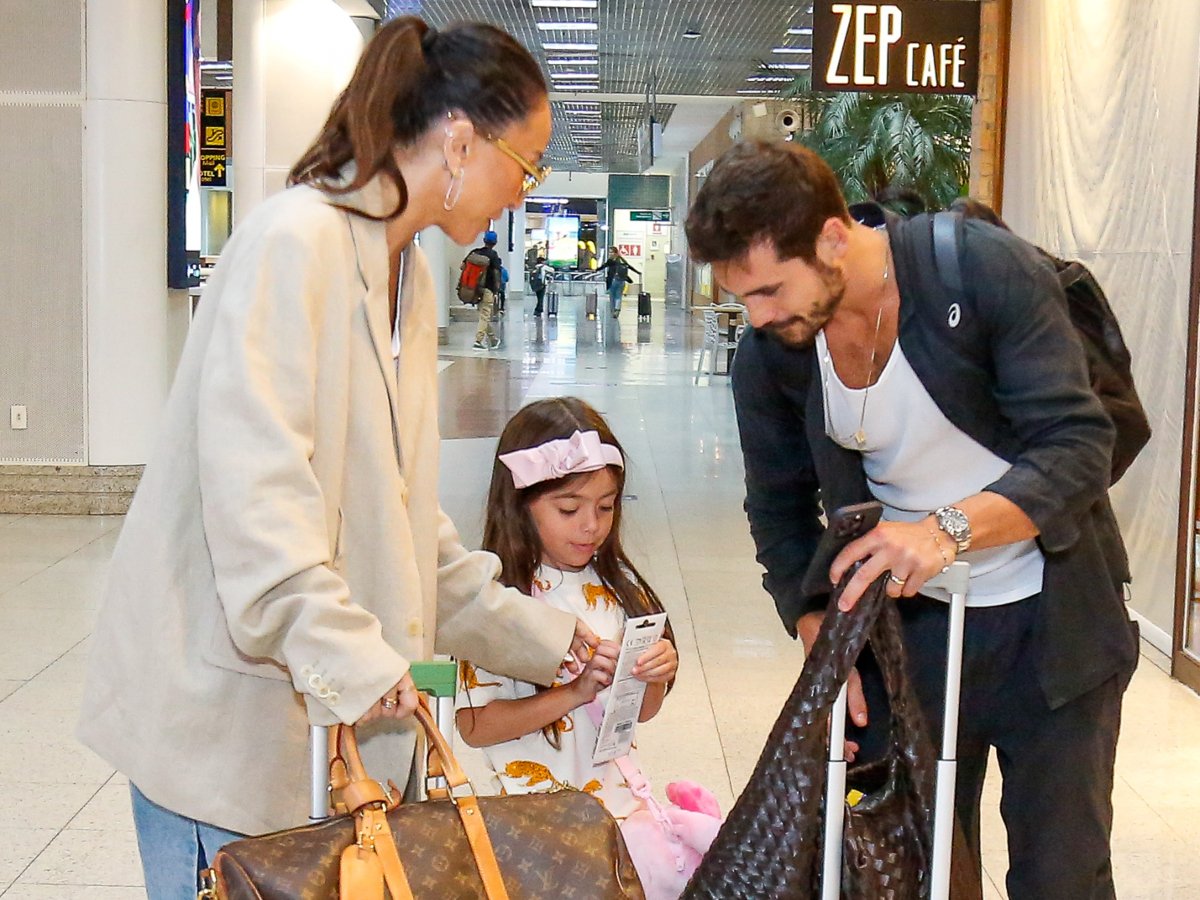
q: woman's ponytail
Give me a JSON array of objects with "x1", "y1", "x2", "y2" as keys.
[
  {"x1": 288, "y1": 17, "x2": 429, "y2": 215},
  {"x1": 289, "y1": 17, "x2": 547, "y2": 221}
]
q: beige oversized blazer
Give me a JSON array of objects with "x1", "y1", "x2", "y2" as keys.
[{"x1": 77, "y1": 173, "x2": 575, "y2": 836}]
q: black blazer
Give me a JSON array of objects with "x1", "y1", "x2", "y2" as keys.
[{"x1": 731, "y1": 208, "x2": 1139, "y2": 710}]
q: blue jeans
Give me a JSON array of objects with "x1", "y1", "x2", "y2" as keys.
[
  {"x1": 608, "y1": 281, "x2": 624, "y2": 313},
  {"x1": 130, "y1": 783, "x2": 244, "y2": 899}
]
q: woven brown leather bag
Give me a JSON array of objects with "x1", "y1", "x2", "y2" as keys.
[
  {"x1": 683, "y1": 573, "x2": 982, "y2": 899},
  {"x1": 199, "y1": 702, "x2": 644, "y2": 900}
]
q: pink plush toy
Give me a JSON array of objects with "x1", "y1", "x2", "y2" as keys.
[
  {"x1": 616, "y1": 769, "x2": 724, "y2": 900},
  {"x1": 576, "y1": 700, "x2": 723, "y2": 897}
]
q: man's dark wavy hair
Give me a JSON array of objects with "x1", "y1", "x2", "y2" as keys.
[{"x1": 686, "y1": 141, "x2": 850, "y2": 264}]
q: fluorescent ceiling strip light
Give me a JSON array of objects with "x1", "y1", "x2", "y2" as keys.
[
  {"x1": 747, "y1": 75, "x2": 794, "y2": 82},
  {"x1": 531, "y1": 0, "x2": 597, "y2": 7},
  {"x1": 547, "y1": 57, "x2": 599, "y2": 64},
  {"x1": 551, "y1": 72, "x2": 599, "y2": 80},
  {"x1": 769, "y1": 63, "x2": 812, "y2": 70},
  {"x1": 543, "y1": 41, "x2": 598, "y2": 51},
  {"x1": 557, "y1": 84, "x2": 599, "y2": 90},
  {"x1": 536, "y1": 21, "x2": 598, "y2": 31},
  {"x1": 773, "y1": 47, "x2": 812, "y2": 53},
  {"x1": 737, "y1": 89, "x2": 780, "y2": 95},
  {"x1": 788, "y1": 26, "x2": 814, "y2": 35}
]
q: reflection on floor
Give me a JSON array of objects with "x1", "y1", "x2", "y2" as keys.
[{"x1": 1, "y1": 293, "x2": 1198, "y2": 898}]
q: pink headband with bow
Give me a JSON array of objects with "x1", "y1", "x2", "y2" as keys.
[{"x1": 499, "y1": 429, "x2": 624, "y2": 489}]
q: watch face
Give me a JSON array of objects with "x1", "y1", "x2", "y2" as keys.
[{"x1": 942, "y1": 508, "x2": 967, "y2": 533}]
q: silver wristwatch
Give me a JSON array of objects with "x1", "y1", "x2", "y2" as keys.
[{"x1": 933, "y1": 505, "x2": 972, "y2": 553}]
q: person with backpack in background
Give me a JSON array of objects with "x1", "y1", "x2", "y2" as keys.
[
  {"x1": 529, "y1": 255, "x2": 553, "y2": 317},
  {"x1": 686, "y1": 140, "x2": 1142, "y2": 899},
  {"x1": 462, "y1": 230, "x2": 503, "y2": 350},
  {"x1": 598, "y1": 246, "x2": 640, "y2": 318}
]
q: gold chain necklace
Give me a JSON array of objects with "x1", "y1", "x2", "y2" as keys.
[{"x1": 821, "y1": 244, "x2": 891, "y2": 450}]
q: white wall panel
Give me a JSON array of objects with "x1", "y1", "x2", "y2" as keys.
[
  {"x1": 1004, "y1": 1, "x2": 1200, "y2": 644},
  {"x1": 0, "y1": 104, "x2": 86, "y2": 463},
  {"x1": 0, "y1": 0, "x2": 84, "y2": 94}
]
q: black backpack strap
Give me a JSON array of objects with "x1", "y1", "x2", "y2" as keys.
[{"x1": 932, "y1": 212, "x2": 964, "y2": 293}]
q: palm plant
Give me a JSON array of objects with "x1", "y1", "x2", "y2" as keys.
[{"x1": 775, "y1": 74, "x2": 973, "y2": 210}]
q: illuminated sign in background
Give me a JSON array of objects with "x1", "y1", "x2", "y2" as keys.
[
  {"x1": 812, "y1": 1, "x2": 981, "y2": 96},
  {"x1": 546, "y1": 215, "x2": 580, "y2": 268}
]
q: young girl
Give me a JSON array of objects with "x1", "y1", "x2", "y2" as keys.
[{"x1": 456, "y1": 397, "x2": 678, "y2": 821}]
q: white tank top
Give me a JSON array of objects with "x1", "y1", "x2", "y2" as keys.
[{"x1": 815, "y1": 331, "x2": 1044, "y2": 607}]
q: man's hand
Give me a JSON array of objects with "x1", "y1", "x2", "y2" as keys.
[
  {"x1": 829, "y1": 518, "x2": 955, "y2": 613},
  {"x1": 563, "y1": 618, "x2": 601, "y2": 675},
  {"x1": 797, "y1": 611, "x2": 865, "y2": 762}
]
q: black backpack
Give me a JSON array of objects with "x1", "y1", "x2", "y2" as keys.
[
  {"x1": 928, "y1": 212, "x2": 1150, "y2": 485},
  {"x1": 530, "y1": 267, "x2": 546, "y2": 292}
]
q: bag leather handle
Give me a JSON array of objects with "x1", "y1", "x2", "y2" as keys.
[{"x1": 329, "y1": 700, "x2": 511, "y2": 900}]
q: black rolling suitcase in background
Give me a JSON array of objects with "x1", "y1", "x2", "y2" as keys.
[
  {"x1": 546, "y1": 287, "x2": 559, "y2": 317},
  {"x1": 637, "y1": 291, "x2": 652, "y2": 322}
]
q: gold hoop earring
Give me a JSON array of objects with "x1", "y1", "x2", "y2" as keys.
[{"x1": 443, "y1": 167, "x2": 465, "y2": 212}]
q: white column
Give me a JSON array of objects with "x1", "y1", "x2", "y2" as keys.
[
  {"x1": 234, "y1": 0, "x2": 364, "y2": 221},
  {"x1": 418, "y1": 228, "x2": 452, "y2": 335},
  {"x1": 85, "y1": 0, "x2": 191, "y2": 465},
  {"x1": 232, "y1": 0, "x2": 267, "y2": 221}
]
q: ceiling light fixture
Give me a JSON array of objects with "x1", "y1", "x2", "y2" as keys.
[
  {"x1": 682, "y1": 28, "x2": 701, "y2": 39},
  {"x1": 737, "y1": 89, "x2": 780, "y2": 95},
  {"x1": 547, "y1": 57, "x2": 599, "y2": 65},
  {"x1": 542, "y1": 41, "x2": 598, "y2": 51},
  {"x1": 531, "y1": 0, "x2": 598, "y2": 7},
  {"x1": 769, "y1": 63, "x2": 812, "y2": 70},
  {"x1": 788, "y1": 26, "x2": 814, "y2": 35},
  {"x1": 772, "y1": 47, "x2": 812, "y2": 53},
  {"x1": 747, "y1": 75, "x2": 795, "y2": 82},
  {"x1": 556, "y1": 83, "x2": 599, "y2": 91},
  {"x1": 536, "y1": 21, "x2": 598, "y2": 31},
  {"x1": 550, "y1": 72, "x2": 599, "y2": 80}
]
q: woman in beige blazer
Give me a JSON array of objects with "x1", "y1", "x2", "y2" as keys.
[{"x1": 76, "y1": 18, "x2": 596, "y2": 897}]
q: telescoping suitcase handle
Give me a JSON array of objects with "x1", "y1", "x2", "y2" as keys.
[
  {"x1": 309, "y1": 659, "x2": 459, "y2": 821},
  {"x1": 820, "y1": 561, "x2": 970, "y2": 900}
]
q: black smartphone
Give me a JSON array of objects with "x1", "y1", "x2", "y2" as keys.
[{"x1": 800, "y1": 501, "x2": 884, "y2": 597}]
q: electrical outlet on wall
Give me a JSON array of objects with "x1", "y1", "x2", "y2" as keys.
[{"x1": 10, "y1": 405, "x2": 27, "y2": 430}]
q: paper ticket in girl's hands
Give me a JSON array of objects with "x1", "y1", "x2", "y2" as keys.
[{"x1": 592, "y1": 613, "x2": 668, "y2": 765}]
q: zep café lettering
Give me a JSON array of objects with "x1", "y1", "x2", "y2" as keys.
[{"x1": 813, "y1": 1, "x2": 981, "y2": 95}]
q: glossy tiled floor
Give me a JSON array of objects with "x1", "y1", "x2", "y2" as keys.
[{"x1": 2, "y1": 293, "x2": 1198, "y2": 897}]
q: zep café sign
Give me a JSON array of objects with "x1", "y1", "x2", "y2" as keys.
[{"x1": 813, "y1": 1, "x2": 982, "y2": 95}]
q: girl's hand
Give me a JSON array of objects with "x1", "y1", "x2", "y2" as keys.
[
  {"x1": 356, "y1": 673, "x2": 419, "y2": 725},
  {"x1": 568, "y1": 640, "x2": 620, "y2": 704},
  {"x1": 562, "y1": 618, "x2": 601, "y2": 676},
  {"x1": 632, "y1": 639, "x2": 678, "y2": 684}
]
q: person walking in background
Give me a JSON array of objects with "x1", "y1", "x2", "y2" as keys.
[
  {"x1": 529, "y1": 255, "x2": 552, "y2": 317},
  {"x1": 75, "y1": 17, "x2": 597, "y2": 897},
  {"x1": 471, "y1": 230, "x2": 504, "y2": 350},
  {"x1": 598, "y1": 245, "x2": 639, "y2": 318}
]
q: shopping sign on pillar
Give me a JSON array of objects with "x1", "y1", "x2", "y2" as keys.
[{"x1": 200, "y1": 89, "x2": 230, "y2": 187}]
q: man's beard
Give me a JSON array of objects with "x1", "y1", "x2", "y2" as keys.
[{"x1": 761, "y1": 260, "x2": 845, "y2": 348}]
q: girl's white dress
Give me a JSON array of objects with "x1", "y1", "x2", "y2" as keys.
[{"x1": 455, "y1": 563, "x2": 642, "y2": 819}]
